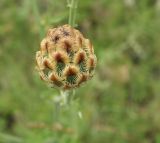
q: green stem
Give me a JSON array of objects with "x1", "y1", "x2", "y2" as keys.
[
  {"x1": 0, "y1": 132, "x2": 23, "y2": 143},
  {"x1": 68, "y1": 0, "x2": 79, "y2": 27},
  {"x1": 32, "y1": 0, "x2": 44, "y2": 39}
]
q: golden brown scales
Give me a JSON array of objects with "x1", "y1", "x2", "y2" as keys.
[{"x1": 36, "y1": 24, "x2": 97, "y2": 90}]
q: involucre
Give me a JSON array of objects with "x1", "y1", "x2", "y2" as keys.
[{"x1": 36, "y1": 25, "x2": 97, "y2": 90}]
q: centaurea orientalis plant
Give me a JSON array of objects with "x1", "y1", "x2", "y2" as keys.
[{"x1": 35, "y1": 0, "x2": 97, "y2": 107}]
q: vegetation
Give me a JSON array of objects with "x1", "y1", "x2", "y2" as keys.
[{"x1": 0, "y1": 0, "x2": 160, "y2": 142}]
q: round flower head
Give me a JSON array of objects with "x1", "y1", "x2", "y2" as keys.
[{"x1": 35, "y1": 24, "x2": 97, "y2": 90}]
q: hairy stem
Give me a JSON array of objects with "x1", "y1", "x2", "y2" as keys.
[{"x1": 68, "y1": 0, "x2": 79, "y2": 27}]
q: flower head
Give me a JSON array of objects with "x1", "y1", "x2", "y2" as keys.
[{"x1": 35, "y1": 24, "x2": 97, "y2": 90}]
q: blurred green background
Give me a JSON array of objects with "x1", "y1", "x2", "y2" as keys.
[{"x1": 0, "y1": 0, "x2": 160, "y2": 142}]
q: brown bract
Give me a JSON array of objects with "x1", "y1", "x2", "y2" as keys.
[{"x1": 35, "y1": 24, "x2": 97, "y2": 90}]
